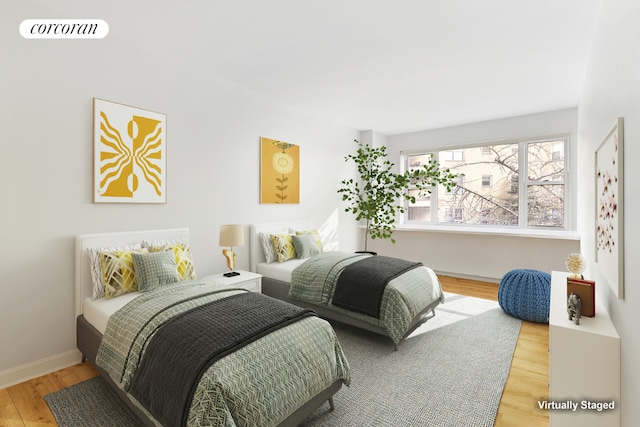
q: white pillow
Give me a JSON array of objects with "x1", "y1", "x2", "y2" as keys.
[
  {"x1": 142, "y1": 238, "x2": 187, "y2": 247},
  {"x1": 259, "y1": 231, "x2": 287, "y2": 263}
]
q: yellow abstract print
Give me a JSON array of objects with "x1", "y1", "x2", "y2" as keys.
[
  {"x1": 260, "y1": 137, "x2": 300, "y2": 204},
  {"x1": 93, "y1": 98, "x2": 166, "y2": 203}
]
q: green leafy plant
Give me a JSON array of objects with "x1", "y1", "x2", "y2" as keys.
[{"x1": 338, "y1": 139, "x2": 459, "y2": 251}]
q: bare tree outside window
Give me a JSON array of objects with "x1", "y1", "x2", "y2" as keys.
[
  {"x1": 405, "y1": 137, "x2": 566, "y2": 229},
  {"x1": 526, "y1": 141, "x2": 565, "y2": 227}
]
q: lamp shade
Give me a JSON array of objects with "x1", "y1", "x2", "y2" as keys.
[{"x1": 219, "y1": 224, "x2": 244, "y2": 247}]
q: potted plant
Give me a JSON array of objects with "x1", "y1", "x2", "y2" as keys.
[{"x1": 338, "y1": 139, "x2": 458, "y2": 252}]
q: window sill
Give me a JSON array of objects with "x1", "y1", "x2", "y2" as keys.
[{"x1": 393, "y1": 223, "x2": 580, "y2": 240}]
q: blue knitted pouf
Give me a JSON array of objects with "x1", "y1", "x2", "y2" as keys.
[{"x1": 498, "y1": 269, "x2": 551, "y2": 323}]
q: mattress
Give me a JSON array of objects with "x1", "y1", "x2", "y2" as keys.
[
  {"x1": 82, "y1": 292, "x2": 141, "y2": 334},
  {"x1": 256, "y1": 258, "x2": 308, "y2": 282}
]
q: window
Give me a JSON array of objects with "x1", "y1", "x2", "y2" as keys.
[
  {"x1": 509, "y1": 175, "x2": 518, "y2": 194},
  {"x1": 441, "y1": 149, "x2": 464, "y2": 161},
  {"x1": 445, "y1": 208, "x2": 464, "y2": 223},
  {"x1": 551, "y1": 143, "x2": 563, "y2": 161},
  {"x1": 404, "y1": 136, "x2": 567, "y2": 229},
  {"x1": 449, "y1": 175, "x2": 465, "y2": 194}
]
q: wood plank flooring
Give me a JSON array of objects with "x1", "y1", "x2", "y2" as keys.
[
  {"x1": 0, "y1": 362, "x2": 98, "y2": 426},
  {"x1": 440, "y1": 276, "x2": 549, "y2": 427},
  {"x1": 0, "y1": 276, "x2": 549, "y2": 426}
]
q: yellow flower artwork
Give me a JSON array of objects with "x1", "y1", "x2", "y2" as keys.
[
  {"x1": 260, "y1": 137, "x2": 300, "y2": 204},
  {"x1": 93, "y1": 98, "x2": 167, "y2": 203}
]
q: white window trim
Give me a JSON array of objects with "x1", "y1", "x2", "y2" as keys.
[
  {"x1": 394, "y1": 222, "x2": 580, "y2": 240},
  {"x1": 400, "y1": 133, "x2": 573, "y2": 233}
]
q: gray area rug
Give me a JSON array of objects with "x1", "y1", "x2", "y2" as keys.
[
  {"x1": 302, "y1": 293, "x2": 522, "y2": 426},
  {"x1": 45, "y1": 293, "x2": 521, "y2": 427},
  {"x1": 45, "y1": 374, "x2": 144, "y2": 427}
]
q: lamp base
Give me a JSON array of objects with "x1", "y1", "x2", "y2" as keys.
[{"x1": 223, "y1": 271, "x2": 240, "y2": 277}]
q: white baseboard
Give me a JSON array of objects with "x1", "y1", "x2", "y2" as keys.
[
  {"x1": 0, "y1": 349, "x2": 82, "y2": 389},
  {"x1": 434, "y1": 270, "x2": 500, "y2": 284}
]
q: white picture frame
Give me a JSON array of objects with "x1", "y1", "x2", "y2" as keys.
[
  {"x1": 93, "y1": 98, "x2": 167, "y2": 203},
  {"x1": 595, "y1": 117, "x2": 624, "y2": 299}
]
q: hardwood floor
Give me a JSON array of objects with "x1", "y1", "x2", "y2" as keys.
[
  {"x1": 0, "y1": 276, "x2": 549, "y2": 426},
  {"x1": 440, "y1": 276, "x2": 549, "y2": 427},
  {"x1": 0, "y1": 362, "x2": 99, "y2": 426}
]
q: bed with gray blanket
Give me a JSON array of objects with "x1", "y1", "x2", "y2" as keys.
[
  {"x1": 96, "y1": 283, "x2": 349, "y2": 427},
  {"x1": 251, "y1": 222, "x2": 444, "y2": 349},
  {"x1": 75, "y1": 228, "x2": 350, "y2": 427}
]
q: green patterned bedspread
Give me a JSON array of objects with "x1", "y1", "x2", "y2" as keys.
[
  {"x1": 96, "y1": 281, "x2": 350, "y2": 427},
  {"x1": 290, "y1": 251, "x2": 444, "y2": 344}
]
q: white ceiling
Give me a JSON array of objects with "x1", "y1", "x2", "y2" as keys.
[{"x1": 41, "y1": 0, "x2": 604, "y2": 135}]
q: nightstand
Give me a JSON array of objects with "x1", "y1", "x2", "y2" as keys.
[{"x1": 201, "y1": 270, "x2": 262, "y2": 293}]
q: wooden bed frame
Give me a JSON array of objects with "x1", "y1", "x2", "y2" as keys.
[
  {"x1": 75, "y1": 228, "x2": 342, "y2": 427},
  {"x1": 250, "y1": 221, "x2": 440, "y2": 350}
]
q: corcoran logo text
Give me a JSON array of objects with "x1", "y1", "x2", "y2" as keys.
[{"x1": 20, "y1": 19, "x2": 109, "y2": 39}]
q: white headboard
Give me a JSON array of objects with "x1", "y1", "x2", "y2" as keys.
[
  {"x1": 74, "y1": 228, "x2": 189, "y2": 319},
  {"x1": 250, "y1": 221, "x2": 313, "y2": 272}
]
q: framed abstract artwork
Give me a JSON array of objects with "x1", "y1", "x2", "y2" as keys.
[
  {"x1": 93, "y1": 98, "x2": 167, "y2": 203},
  {"x1": 260, "y1": 136, "x2": 300, "y2": 204},
  {"x1": 595, "y1": 117, "x2": 624, "y2": 299}
]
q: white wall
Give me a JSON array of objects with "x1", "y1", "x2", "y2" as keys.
[
  {"x1": 366, "y1": 109, "x2": 580, "y2": 281},
  {"x1": 360, "y1": 129, "x2": 388, "y2": 149},
  {"x1": 577, "y1": 0, "x2": 639, "y2": 424},
  {"x1": 366, "y1": 229, "x2": 579, "y2": 282},
  {"x1": 0, "y1": 1, "x2": 359, "y2": 386}
]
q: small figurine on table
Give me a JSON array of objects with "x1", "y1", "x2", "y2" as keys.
[{"x1": 567, "y1": 293, "x2": 582, "y2": 325}]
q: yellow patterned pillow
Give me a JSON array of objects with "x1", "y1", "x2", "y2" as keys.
[
  {"x1": 88, "y1": 243, "x2": 142, "y2": 299},
  {"x1": 270, "y1": 233, "x2": 296, "y2": 263},
  {"x1": 148, "y1": 243, "x2": 196, "y2": 280},
  {"x1": 99, "y1": 248, "x2": 148, "y2": 299}
]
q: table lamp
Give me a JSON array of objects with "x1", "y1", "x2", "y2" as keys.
[{"x1": 219, "y1": 224, "x2": 244, "y2": 277}]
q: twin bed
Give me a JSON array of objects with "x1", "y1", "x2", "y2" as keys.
[
  {"x1": 75, "y1": 228, "x2": 349, "y2": 427},
  {"x1": 75, "y1": 223, "x2": 444, "y2": 426},
  {"x1": 250, "y1": 221, "x2": 444, "y2": 350}
]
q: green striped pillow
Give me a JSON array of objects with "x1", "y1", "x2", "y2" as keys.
[{"x1": 132, "y1": 250, "x2": 180, "y2": 292}]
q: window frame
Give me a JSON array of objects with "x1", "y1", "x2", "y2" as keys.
[{"x1": 401, "y1": 134, "x2": 571, "y2": 231}]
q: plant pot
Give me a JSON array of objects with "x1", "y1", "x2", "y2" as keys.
[{"x1": 355, "y1": 250, "x2": 377, "y2": 256}]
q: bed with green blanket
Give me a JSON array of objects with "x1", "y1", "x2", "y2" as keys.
[
  {"x1": 251, "y1": 221, "x2": 445, "y2": 350},
  {"x1": 75, "y1": 228, "x2": 350, "y2": 427},
  {"x1": 95, "y1": 283, "x2": 350, "y2": 427}
]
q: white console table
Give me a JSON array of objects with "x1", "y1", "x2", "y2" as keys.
[{"x1": 549, "y1": 271, "x2": 620, "y2": 426}]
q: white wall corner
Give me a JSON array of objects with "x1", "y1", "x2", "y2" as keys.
[
  {"x1": 359, "y1": 129, "x2": 388, "y2": 148},
  {"x1": 0, "y1": 349, "x2": 82, "y2": 389}
]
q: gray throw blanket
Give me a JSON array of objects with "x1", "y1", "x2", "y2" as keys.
[
  {"x1": 129, "y1": 292, "x2": 316, "y2": 427},
  {"x1": 332, "y1": 256, "x2": 423, "y2": 318}
]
